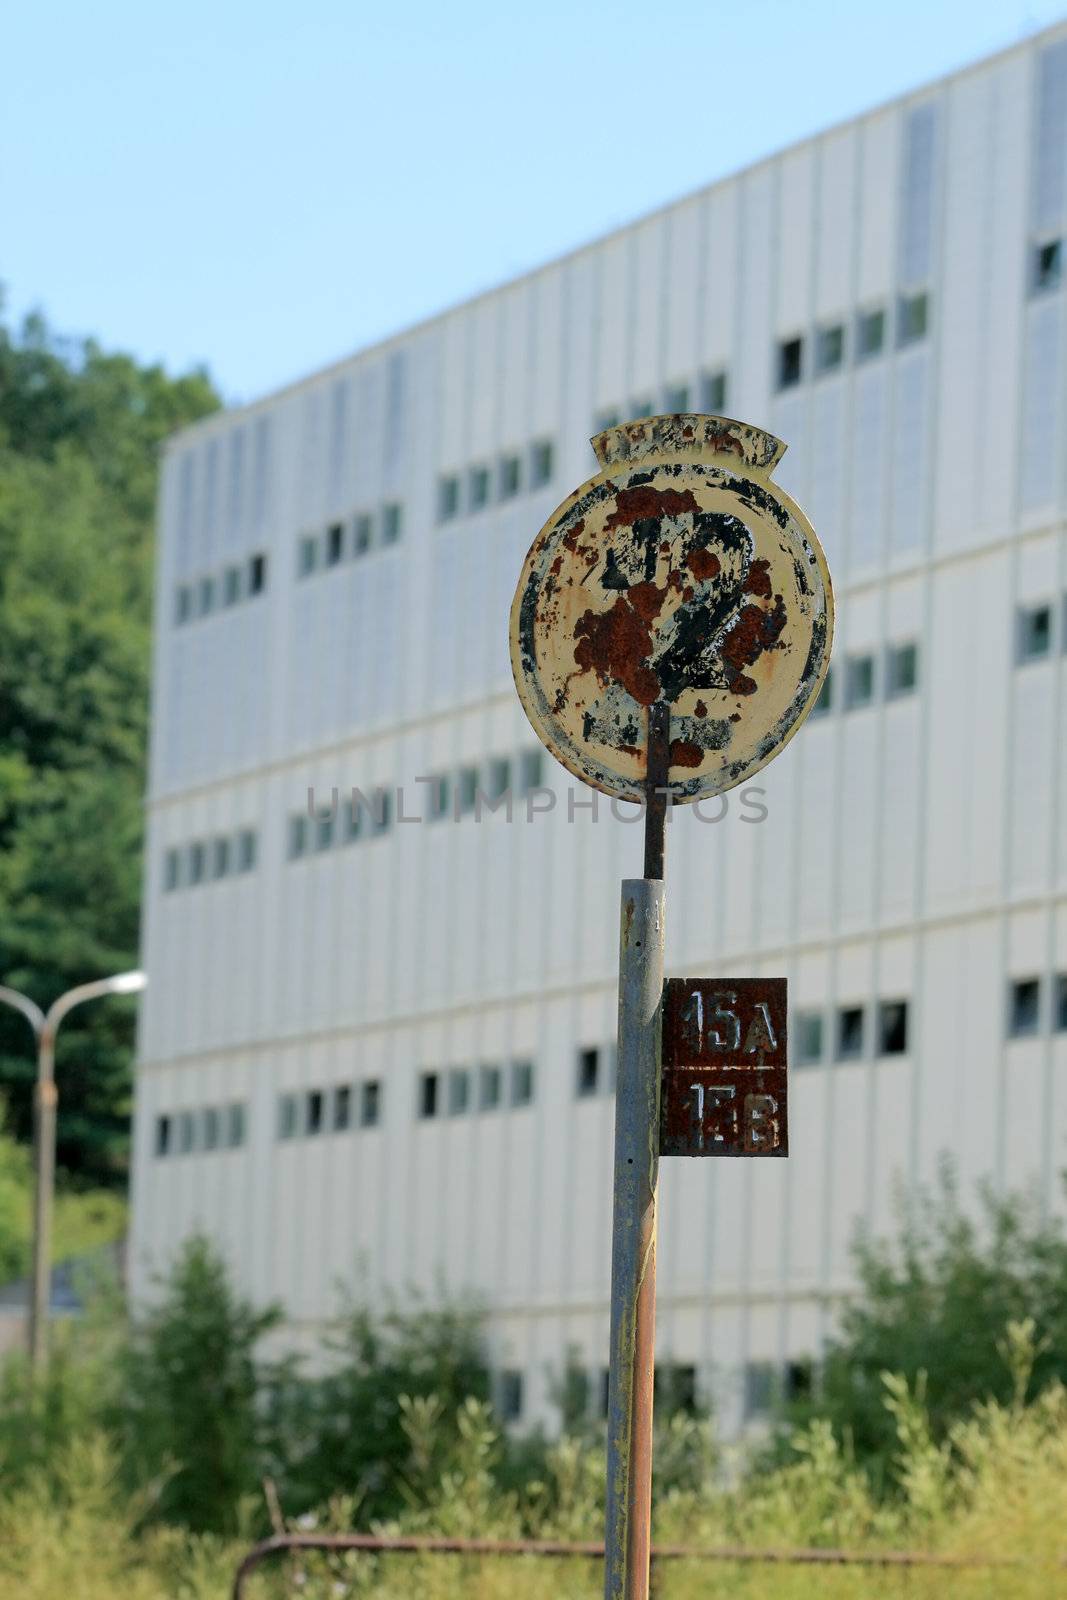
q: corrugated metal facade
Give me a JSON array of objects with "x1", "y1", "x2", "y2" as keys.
[{"x1": 133, "y1": 25, "x2": 1067, "y2": 1432}]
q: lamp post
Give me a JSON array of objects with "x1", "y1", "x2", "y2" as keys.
[{"x1": 0, "y1": 969, "x2": 146, "y2": 1371}]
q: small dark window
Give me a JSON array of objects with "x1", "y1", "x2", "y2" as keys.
[
  {"x1": 815, "y1": 324, "x2": 845, "y2": 374},
  {"x1": 469, "y1": 465, "x2": 491, "y2": 511},
  {"x1": 795, "y1": 1011, "x2": 824, "y2": 1065},
  {"x1": 248, "y1": 553, "x2": 267, "y2": 594},
  {"x1": 886, "y1": 641, "x2": 919, "y2": 698},
  {"x1": 187, "y1": 841, "x2": 206, "y2": 885},
  {"x1": 427, "y1": 774, "x2": 450, "y2": 821},
  {"x1": 487, "y1": 757, "x2": 511, "y2": 801},
  {"x1": 510, "y1": 1060, "x2": 534, "y2": 1107},
  {"x1": 175, "y1": 584, "x2": 193, "y2": 624},
  {"x1": 599, "y1": 1367, "x2": 611, "y2": 1418},
  {"x1": 878, "y1": 1000, "x2": 909, "y2": 1056},
  {"x1": 479, "y1": 1064, "x2": 502, "y2": 1110},
  {"x1": 164, "y1": 848, "x2": 182, "y2": 892},
  {"x1": 1056, "y1": 974, "x2": 1067, "y2": 1033},
  {"x1": 784, "y1": 1359, "x2": 813, "y2": 1403},
  {"x1": 372, "y1": 789, "x2": 393, "y2": 835},
  {"x1": 594, "y1": 409, "x2": 621, "y2": 434},
  {"x1": 314, "y1": 807, "x2": 335, "y2": 852},
  {"x1": 226, "y1": 1103, "x2": 245, "y2": 1148},
  {"x1": 211, "y1": 836, "x2": 231, "y2": 880},
  {"x1": 202, "y1": 1107, "x2": 220, "y2": 1152},
  {"x1": 498, "y1": 1370, "x2": 524, "y2": 1422},
  {"x1": 499, "y1": 454, "x2": 522, "y2": 499},
  {"x1": 577, "y1": 1047, "x2": 600, "y2": 1098},
  {"x1": 298, "y1": 535, "x2": 317, "y2": 577},
  {"x1": 701, "y1": 370, "x2": 728, "y2": 412},
  {"x1": 530, "y1": 440, "x2": 554, "y2": 488},
  {"x1": 448, "y1": 1068, "x2": 470, "y2": 1116},
  {"x1": 664, "y1": 383, "x2": 690, "y2": 412},
  {"x1": 1018, "y1": 604, "x2": 1053, "y2": 663},
  {"x1": 278, "y1": 1093, "x2": 299, "y2": 1140},
  {"x1": 777, "y1": 336, "x2": 803, "y2": 390},
  {"x1": 288, "y1": 814, "x2": 309, "y2": 860},
  {"x1": 237, "y1": 829, "x2": 256, "y2": 872},
  {"x1": 381, "y1": 503, "x2": 402, "y2": 545},
  {"x1": 519, "y1": 748, "x2": 544, "y2": 793},
  {"x1": 1032, "y1": 238, "x2": 1063, "y2": 295},
  {"x1": 306, "y1": 1090, "x2": 324, "y2": 1135},
  {"x1": 856, "y1": 307, "x2": 885, "y2": 359},
  {"x1": 836, "y1": 1006, "x2": 865, "y2": 1060},
  {"x1": 744, "y1": 1361, "x2": 776, "y2": 1418},
  {"x1": 325, "y1": 522, "x2": 344, "y2": 565},
  {"x1": 655, "y1": 1364, "x2": 698, "y2": 1417},
  {"x1": 155, "y1": 1114, "x2": 171, "y2": 1157},
  {"x1": 438, "y1": 475, "x2": 461, "y2": 522},
  {"x1": 419, "y1": 1072, "x2": 440, "y2": 1119},
  {"x1": 629, "y1": 396, "x2": 655, "y2": 419},
  {"x1": 361, "y1": 1080, "x2": 381, "y2": 1127},
  {"x1": 353, "y1": 514, "x2": 373, "y2": 555},
  {"x1": 198, "y1": 575, "x2": 216, "y2": 616},
  {"x1": 1009, "y1": 978, "x2": 1041, "y2": 1038},
  {"x1": 808, "y1": 668, "x2": 833, "y2": 719},
  {"x1": 898, "y1": 291, "x2": 929, "y2": 347},
  {"x1": 222, "y1": 565, "x2": 241, "y2": 606},
  {"x1": 845, "y1": 654, "x2": 875, "y2": 709},
  {"x1": 333, "y1": 1085, "x2": 351, "y2": 1131},
  {"x1": 177, "y1": 1110, "x2": 195, "y2": 1154},
  {"x1": 457, "y1": 766, "x2": 479, "y2": 815}
]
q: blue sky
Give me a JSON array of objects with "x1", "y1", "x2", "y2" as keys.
[{"x1": 4, "y1": 1, "x2": 1063, "y2": 404}]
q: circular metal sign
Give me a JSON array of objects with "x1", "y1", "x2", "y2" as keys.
[{"x1": 509, "y1": 414, "x2": 834, "y2": 803}]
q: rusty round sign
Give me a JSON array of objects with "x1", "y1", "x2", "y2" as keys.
[{"x1": 509, "y1": 414, "x2": 834, "y2": 803}]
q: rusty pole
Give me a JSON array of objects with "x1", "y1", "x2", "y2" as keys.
[{"x1": 604, "y1": 703, "x2": 669, "y2": 1600}]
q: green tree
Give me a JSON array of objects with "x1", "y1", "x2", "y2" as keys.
[
  {"x1": 791, "y1": 1165, "x2": 1067, "y2": 1485},
  {"x1": 114, "y1": 1234, "x2": 281, "y2": 1534},
  {"x1": 0, "y1": 301, "x2": 219, "y2": 1183}
]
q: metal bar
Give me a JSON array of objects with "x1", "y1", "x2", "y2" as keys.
[
  {"x1": 230, "y1": 1532, "x2": 1029, "y2": 1599},
  {"x1": 642, "y1": 702, "x2": 670, "y2": 882},
  {"x1": 29, "y1": 1026, "x2": 55, "y2": 1372},
  {"x1": 604, "y1": 879, "x2": 665, "y2": 1600}
]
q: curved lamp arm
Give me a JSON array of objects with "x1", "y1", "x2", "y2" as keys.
[
  {"x1": 0, "y1": 985, "x2": 45, "y2": 1040},
  {"x1": 46, "y1": 969, "x2": 146, "y2": 1034}
]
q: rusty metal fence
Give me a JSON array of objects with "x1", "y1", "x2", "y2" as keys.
[{"x1": 231, "y1": 1530, "x2": 1028, "y2": 1598}]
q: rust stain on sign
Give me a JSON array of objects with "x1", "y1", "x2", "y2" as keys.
[
  {"x1": 659, "y1": 978, "x2": 788, "y2": 1158},
  {"x1": 509, "y1": 414, "x2": 834, "y2": 803}
]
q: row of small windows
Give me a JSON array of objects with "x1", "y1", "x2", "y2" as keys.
[
  {"x1": 417, "y1": 1059, "x2": 535, "y2": 1119},
  {"x1": 288, "y1": 750, "x2": 546, "y2": 859},
  {"x1": 809, "y1": 641, "x2": 919, "y2": 719},
  {"x1": 1007, "y1": 975, "x2": 1067, "y2": 1038},
  {"x1": 163, "y1": 829, "x2": 257, "y2": 892},
  {"x1": 298, "y1": 502, "x2": 403, "y2": 578},
  {"x1": 175, "y1": 553, "x2": 268, "y2": 625},
  {"x1": 794, "y1": 1000, "x2": 910, "y2": 1065},
  {"x1": 278, "y1": 1080, "x2": 382, "y2": 1138},
  {"x1": 776, "y1": 292, "x2": 930, "y2": 392},
  {"x1": 438, "y1": 440, "x2": 554, "y2": 523},
  {"x1": 155, "y1": 1103, "x2": 246, "y2": 1157},
  {"x1": 562, "y1": 1358, "x2": 809, "y2": 1426},
  {"x1": 595, "y1": 370, "x2": 729, "y2": 434}
]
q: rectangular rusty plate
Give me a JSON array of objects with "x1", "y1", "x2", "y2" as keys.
[{"x1": 660, "y1": 978, "x2": 788, "y2": 1157}]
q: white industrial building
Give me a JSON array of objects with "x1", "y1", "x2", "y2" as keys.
[{"x1": 132, "y1": 22, "x2": 1067, "y2": 1433}]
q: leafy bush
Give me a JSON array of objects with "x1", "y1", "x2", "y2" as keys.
[{"x1": 786, "y1": 1165, "x2": 1067, "y2": 1484}]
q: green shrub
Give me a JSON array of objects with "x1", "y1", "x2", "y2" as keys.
[{"x1": 113, "y1": 1234, "x2": 281, "y2": 1535}]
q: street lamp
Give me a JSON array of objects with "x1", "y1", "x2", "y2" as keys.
[{"x1": 0, "y1": 969, "x2": 147, "y2": 1371}]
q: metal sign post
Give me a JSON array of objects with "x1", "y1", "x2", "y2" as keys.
[{"x1": 509, "y1": 414, "x2": 834, "y2": 1600}]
